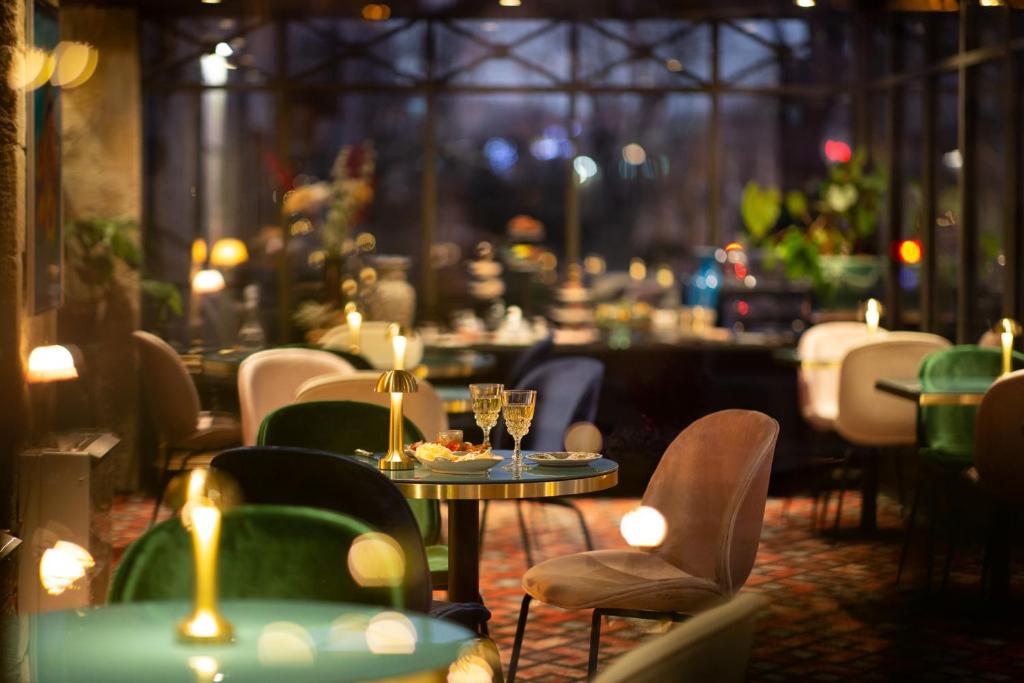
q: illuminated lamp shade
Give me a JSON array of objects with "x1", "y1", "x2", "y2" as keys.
[
  {"x1": 192, "y1": 269, "x2": 226, "y2": 294},
  {"x1": 51, "y1": 42, "x2": 99, "y2": 89},
  {"x1": 39, "y1": 540, "x2": 94, "y2": 595},
  {"x1": 898, "y1": 239, "x2": 922, "y2": 265},
  {"x1": 27, "y1": 345, "x2": 78, "y2": 383},
  {"x1": 210, "y1": 238, "x2": 249, "y2": 267},
  {"x1": 620, "y1": 506, "x2": 667, "y2": 548}
]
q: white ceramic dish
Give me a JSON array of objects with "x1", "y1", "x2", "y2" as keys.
[
  {"x1": 422, "y1": 456, "x2": 503, "y2": 474},
  {"x1": 526, "y1": 452, "x2": 602, "y2": 467}
]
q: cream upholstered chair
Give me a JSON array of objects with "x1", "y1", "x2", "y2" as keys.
[
  {"x1": 593, "y1": 592, "x2": 768, "y2": 683},
  {"x1": 798, "y1": 322, "x2": 887, "y2": 432},
  {"x1": 507, "y1": 410, "x2": 779, "y2": 682},
  {"x1": 132, "y1": 331, "x2": 241, "y2": 523},
  {"x1": 975, "y1": 369, "x2": 1024, "y2": 503},
  {"x1": 824, "y1": 333, "x2": 951, "y2": 531},
  {"x1": 318, "y1": 321, "x2": 425, "y2": 370},
  {"x1": 294, "y1": 373, "x2": 449, "y2": 438},
  {"x1": 237, "y1": 348, "x2": 356, "y2": 445}
]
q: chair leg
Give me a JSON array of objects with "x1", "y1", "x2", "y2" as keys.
[
  {"x1": 832, "y1": 457, "x2": 852, "y2": 535},
  {"x1": 897, "y1": 467, "x2": 924, "y2": 587},
  {"x1": 507, "y1": 594, "x2": 532, "y2": 683},
  {"x1": 587, "y1": 608, "x2": 603, "y2": 681},
  {"x1": 515, "y1": 501, "x2": 534, "y2": 568}
]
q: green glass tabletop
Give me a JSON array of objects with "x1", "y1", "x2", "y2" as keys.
[
  {"x1": 382, "y1": 450, "x2": 618, "y2": 486},
  {"x1": 875, "y1": 377, "x2": 995, "y2": 405},
  {"x1": 12, "y1": 599, "x2": 473, "y2": 683}
]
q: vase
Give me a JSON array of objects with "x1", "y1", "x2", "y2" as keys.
[{"x1": 365, "y1": 255, "x2": 416, "y2": 328}]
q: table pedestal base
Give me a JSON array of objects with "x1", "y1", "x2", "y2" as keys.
[{"x1": 448, "y1": 500, "x2": 481, "y2": 605}]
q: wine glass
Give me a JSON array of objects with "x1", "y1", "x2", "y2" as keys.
[
  {"x1": 502, "y1": 389, "x2": 537, "y2": 471},
  {"x1": 469, "y1": 383, "x2": 503, "y2": 449}
]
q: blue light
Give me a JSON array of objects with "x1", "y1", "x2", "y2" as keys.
[
  {"x1": 530, "y1": 137, "x2": 561, "y2": 161},
  {"x1": 483, "y1": 137, "x2": 518, "y2": 173}
]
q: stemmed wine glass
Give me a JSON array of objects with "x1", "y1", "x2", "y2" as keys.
[
  {"x1": 469, "y1": 383, "x2": 503, "y2": 449},
  {"x1": 502, "y1": 389, "x2": 537, "y2": 471}
]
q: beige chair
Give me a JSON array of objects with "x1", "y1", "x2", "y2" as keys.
[
  {"x1": 237, "y1": 348, "x2": 356, "y2": 445},
  {"x1": 132, "y1": 331, "x2": 241, "y2": 523},
  {"x1": 294, "y1": 373, "x2": 449, "y2": 438},
  {"x1": 318, "y1": 321, "x2": 425, "y2": 370},
  {"x1": 593, "y1": 592, "x2": 768, "y2": 683},
  {"x1": 798, "y1": 322, "x2": 887, "y2": 432},
  {"x1": 507, "y1": 410, "x2": 779, "y2": 682},
  {"x1": 975, "y1": 369, "x2": 1024, "y2": 503},
  {"x1": 824, "y1": 333, "x2": 951, "y2": 531}
]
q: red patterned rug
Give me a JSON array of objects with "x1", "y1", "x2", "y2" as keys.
[{"x1": 112, "y1": 494, "x2": 1024, "y2": 681}]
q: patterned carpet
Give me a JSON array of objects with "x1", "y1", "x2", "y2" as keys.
[{"x1": 112, "y1": 493, "x2": 1024, "y2": 682}]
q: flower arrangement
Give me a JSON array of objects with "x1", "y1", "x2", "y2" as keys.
[
  {"x1": 741, "y1": 148, "x2": 885, "y2": 291},
  {"x1": 323, "y1": 141, "x2": 376, "y2": 256}
]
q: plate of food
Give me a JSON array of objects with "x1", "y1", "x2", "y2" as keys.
[
  {"x1": 407, "y1": 441, "x2": 503, "y2": 474},
  {"x1": 526, "y1": 452, "x2": 603, "y2": 467}
]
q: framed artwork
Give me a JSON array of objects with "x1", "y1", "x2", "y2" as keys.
[{"x1": 27, "y1": 0, "x2": 62, "y2": 314}]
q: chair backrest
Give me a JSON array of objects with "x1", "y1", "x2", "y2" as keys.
[
  {"x1": 513, "y1": 357, "x2": 604, "y2": 451},
  {"x1": 975, "y1": 370, "x2": 1024, "y2": 503},
  {"x1": 796, "y1": 322, "x2": 887, "y2": 428},
  {"x1": 237, "y1": 347, "x2": 356, "y2": 445},
  {"x1": 132, "y1": 331, "x2": 200, "y2": 445},
  {"x1": 256, "y1": 400, "x2": 439, "y2": 545},
  {"x1": 280, "y1": 343, "x2": 375, "y2": 370},
  {"x1": 643, "y1": 410, "x2": 779, "y2": 595},
  {"x1": 919, "y1": 345, "x2": 1024, "y2": 461},
  {"x1": 505, "y1": 335, "x2": 555, "y2": 387},
  {"x1": 835, "y1": 334, "x2": 951, "y2": 447},
  {"x1": 211, "y1": 446, "x2": 431, "y2": 611},
  {"x1": 319, "y1": 321, "x2": 425, "y2": 370},
  {"x1": 593, "y1": 592, "x2": 768, "y2": 683},
  {"x1": 109, "y1": 504, "x2": 403, "y2": 608},
  {"x1": 294, "y1": 374, "x2": 449, "y2": 439}
]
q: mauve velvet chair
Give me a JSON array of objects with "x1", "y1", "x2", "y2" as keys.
[
  {"x1": 507, "y1": 409, "x2": 779, "y2": 682},
  {"x1": 237, "y1": 347, "x2": 356, "y2": 445},
  {"x1": 132, "y1": 331, "x2": 241, "y2": 525},
  {"x1": 593, "y1": 592, "x2": 769, "y2": 683}
]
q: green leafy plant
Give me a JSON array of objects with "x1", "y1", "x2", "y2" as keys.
[
  {"x1": 66, "y1": 217, "x2": 182, "y2": 324},
  {"x1": 740, "y1": 148, "x2": 886, "y2": 291}
]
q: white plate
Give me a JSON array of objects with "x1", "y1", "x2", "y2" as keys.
[
  {"x1": 422, "y1": 456, "x2": 503, "y2": 474},
  {"x1": 526, "y1": 452, "x2": 602, "y2": 467}
]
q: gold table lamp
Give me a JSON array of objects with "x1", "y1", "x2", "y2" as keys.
[{"x1": 375, "y1": 369, "x2": 418, "y2": 471}]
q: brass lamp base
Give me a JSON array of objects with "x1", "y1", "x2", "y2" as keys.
[
  {"x1": 178, "y1": 610, "x2": 234, "y2": 644},
  {"x1": 379, "y1": 449, "x2": 415, "y2": 471}
]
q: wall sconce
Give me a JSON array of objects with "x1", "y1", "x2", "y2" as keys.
[
  {"x1": 210, "y1": 238, "x2": 249, "y2": 268},
  {"x1": 26, "y1": 345, "x2": 78, "y2": 383},
  {"x1": 374, "y1": 370, "x2": 418, "y2": 471}
]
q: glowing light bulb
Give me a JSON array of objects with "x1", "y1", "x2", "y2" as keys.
[
  {"x1": 26, "y1": 345, "x2": 78, "y2": 383},
  {"x1": 864, "y1": 298, "x2": 881, "y2": 334},
  {"x1": 192, "y1": 269, "x2": 225, "y2": 294},
  {"x1": 39, "y1": 540, "x2": 94, "y2": 595}
]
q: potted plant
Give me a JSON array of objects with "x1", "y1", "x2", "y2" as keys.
[{"x1": 741, "y1": 148, "x2": 886, "y2": 307}]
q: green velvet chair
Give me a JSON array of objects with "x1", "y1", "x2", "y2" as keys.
[
  {"x1": 897, "y1": 345, "x2": 1024, "y2": 586},
  {"x1": 256, "y1": 400, "x2": 448, "y2": 587},
  {"x1": 109, "y1": 504, "x2": 403, "y2": 608}
]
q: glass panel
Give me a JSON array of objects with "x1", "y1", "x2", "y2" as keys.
[
  {"x1": 935, "y1": 72, "x2": 959, "y2": 339},
  {"x1": 721, "y1": 95, "x2": 780, "y2": 244},
  {"x1": 974, "y1": 62, "x2": 1005, "y2": 331}
]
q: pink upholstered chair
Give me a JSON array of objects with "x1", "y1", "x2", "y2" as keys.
[
  {"x1": 798, "y1": 322, "x2": 886, "y2": 432},
  {"x1": 132, "y1": 331, "x2": 241, "y2": 523},
  {"x1": 293, "y1": 373, "x2": 449, "y2": 438},
  {"x1": 507, "y1": 410, "x2": 779, "y2": 681},
  {"x1": 237, "y1": 348, "x2": 356, "y2": 445}
]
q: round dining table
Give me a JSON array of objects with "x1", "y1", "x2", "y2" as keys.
[
  {"x1": 11, "y1": 599, "x2": 474, "y2": 682},
  {"x1": 384, "y1": 451, "x2": 619, "y2": 604}
]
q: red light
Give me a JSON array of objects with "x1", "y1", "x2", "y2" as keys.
[
  {"x1": 898, "y1": 239, "x2": 922, "y2": 265},
  {"x1": 824, "y1": 139, "x2": 852, "y2": 164},
  {"x1": 737, "y1": 301, "x2": 750, "y2": 316},
  {"x1": 734, "y1": 263, "x2": 748, "y2": 279}
]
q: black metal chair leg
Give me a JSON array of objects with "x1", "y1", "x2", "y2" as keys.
[
  {"x1": 515, "y1": 501, "x2": 534, "y2": 568},
  {"x1": 587, "y1": 608, "x2": 603, "y2": 681},
  {"x1": 507, "y1": 594, "x2": 532, "y2": 683},
  {"x1": 897, "y1": 467, "x2": 923, "y2": 588}
]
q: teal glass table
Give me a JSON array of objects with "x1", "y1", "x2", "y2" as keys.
[
  {"x1": 875, "y1": 377, "x2": 994, "y2": 405},
  {"x1": 13, "y1": 599, "x2": 473, "y2": 682},
  {"x1": 383, "y1": 450, "x2": 619, "y2": 604}
]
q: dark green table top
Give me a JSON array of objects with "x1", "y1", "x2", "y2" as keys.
[
  {"x1": 14, "y1": 599, "x2": 473, "y2": 683},
  {"x1": 875, "y1": 377, "x2": 996, "y2": 405}
]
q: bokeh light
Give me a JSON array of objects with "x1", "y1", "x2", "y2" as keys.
[
  {"x1": 621, "y1": 143, "x2": 647, "y2": 166},
  {"x1": 348, "y1": 532, "x2": 406, "y2": 588},
  {"x1": 573, "y1": 155, "x2": 598, "y2": 184},
  {"x1": 898, "y1": 239, "x2": 922, "y2": 265},
  {"x1": 620, "y1": 506, "x2": 667, "y2": 548},
  {"x1": 366, "y1": 611, "x2": 418, "y2": 654},
  {"x1": 39, "y1": 540, "x2": 94, "y2": 595},
  {"x1": 51, "y1": 42, "x2": 98, "y2": 89},
  {"x1": 257, "y1": 621, "x2": 317, "y2": 666},
  {"x1": 8, "y1": 46, "x2": 54, "y2": 91}
]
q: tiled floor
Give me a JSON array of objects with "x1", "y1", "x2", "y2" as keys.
[{"x1": 113, "y1": 493, "x2": 1024, "y2": 681}]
